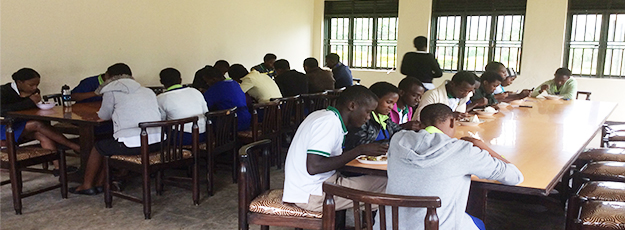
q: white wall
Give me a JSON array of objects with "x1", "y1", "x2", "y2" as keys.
[{"x1": 1, "y1": 0, "x2": 315, "y2": 94}]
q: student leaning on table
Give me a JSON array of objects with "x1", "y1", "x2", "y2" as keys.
[
  {"x1": 379, "y1": 103, "x2": 524, "y2": 230},
  {"x1": 530, "y1": 67, "x2": 577, "y2": 100},
  {"x1": 282, "y1": 85, "x2": 388, "y2": 212},
  {"x1": 412, "y1": 71, "x2": 477, "y2": 121}
]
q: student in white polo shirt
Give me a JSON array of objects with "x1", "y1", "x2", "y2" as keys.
[{"x1": 282, "y1": 85, "x2": 388, "y2": 212}]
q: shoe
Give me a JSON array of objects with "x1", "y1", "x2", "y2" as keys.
[
  {"x1": 52, "y1": 166, "x2": 79, "y2": 177},
  {"x1": 69, "y1": 187, "x2": 98, "y2": 195},
  {"x1": 95, "y1": 186, "x2": 103, "y2": 194}
]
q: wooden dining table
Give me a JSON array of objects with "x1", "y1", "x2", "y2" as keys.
[{"x1": 341, "y1": 99, "x2": 617, "y2": 220}]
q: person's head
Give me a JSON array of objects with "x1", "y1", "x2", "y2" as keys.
[
  {"x1": 214, "y1": 60, "x2": 230, "y2": 75},
  {"x1": 273, "y1": 59, "x2": 290, "y2": 76},
  {"x1": 413, "y1": 36, "x2": 428, "y2": 51},
  {"x1": 448, "y1": 71, "x2": 477, "y2": 99},
  {"x1": 159, "y1": 68, "x2": 182, "y2": 88},
  {"x1": 554, "y1": 68, "x2": 572, "y2": 88},
  {"x1": 369, "y1": 82, "x2": 400, "y2": 115},
  {"x1": 325, "y1": 53, "x2": 340, "y2": 68},
  {"x1": 336, "y1": 85, "x2": 379, "y2": 128},
  {"x1": 397, "y1": 77, "x2": 426, "y2": 107},
  {"x1": 485, "y1": 62, "x2": 508, "y2": 79},
  {"x1": 199, "y1": 65, "x2": 225, "y2": 87},
  {"x1": 12, "y1": 68, "x2": 41, "y2": 94},
  {"x1": 303, "y1": 57, "x2": 319, "y2": 73},
  {"x1": 479, "y1": 71, "x2": 504, "y2": 94},
  {"x1": 228, "y1": 64, "x2": 249, "y2": 83},
  {"x1": 105, "y1": 63, "x2": 132, "y2": 79},
  {"x1": 500, "y1": 68, "x2": 518, "y2": 87},
  {"x1": 420, "y1": 103, "x2": 455, "y2": 137},
  {"x1": 263, "y1": 53, "x2": 277, "y2": 69}
]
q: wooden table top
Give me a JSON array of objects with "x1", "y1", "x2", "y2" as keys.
[
  {"x1": 345, "y1": 99, "x2": 617, "y2": 195},
  {"x1": 6, "y1": 102, "x2": 106, "y2": 125}
]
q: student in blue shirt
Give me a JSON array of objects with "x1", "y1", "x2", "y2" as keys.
[
  {"x1": 325, "y1": 53, "x2": 353, "y2": 89},
  {"x1": 71, "y1": 73, "x2": 110, "y2": 103},
  {"x1": 199, "y1": 65, "x2": 251, "y2": 131}
]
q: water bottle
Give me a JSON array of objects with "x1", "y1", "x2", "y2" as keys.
[{"x1": 61, "y1": 85, "x2": 71, "y2": 107}]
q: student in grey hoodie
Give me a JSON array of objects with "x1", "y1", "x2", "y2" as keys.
[
  {"x1": 70, "y1": 63, "x2": 162, "y2": 195},
  {"x1": 378, "y1": 103, "x2": 523, "y2": 230}
]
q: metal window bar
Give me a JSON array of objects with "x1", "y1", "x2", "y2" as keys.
[{"x1": 604, "y1": 13, "x2": 625, "y2": 78}]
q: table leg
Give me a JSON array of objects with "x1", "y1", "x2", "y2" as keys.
[{"x1": 467, "y1": 184, "x2": 487, "y2": 221}]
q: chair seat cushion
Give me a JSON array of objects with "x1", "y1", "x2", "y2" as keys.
[
  {"x1": 1, "y1": 147, "x2": 56, "y2": 162},
  {"x1": 579, "y1": 201, "x2": 625, "y2": 228},
  {"x1": 578, "y1": 181, "x2": 625, "y2": 202},
  {"x1": 579, "y1": 148, "x2": 625, "y2": 162},
  {"x1": 249, "y1": 189, "x2": 322, "y2": 219},
  {"x1": 581, "y1": 161, "x2": 625, "y2": 180},
  {"x1": 183, "y1": 142, "x2": 208, "y2": 151},
  {"x1": 110, "y1": 149, "x2": 192, "y2": 165}
]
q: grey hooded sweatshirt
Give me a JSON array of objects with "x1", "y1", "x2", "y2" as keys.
[
  {"x1": 96, "y1": 75, "x2": 162, "y2": 141},
  {"x1": 377, "y1": 129, "x2": 523, "y2": 230}
]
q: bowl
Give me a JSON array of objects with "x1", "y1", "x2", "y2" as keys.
[
  {"x1": 459, "y1": 121, "x2": 483, "y2": 126},
  {"x1": 475, "y1": 111, "x2": 497, "y2": 116},
  {"x1": 543, "y1": 95, "x2": 562, "y2": 100},
  {"x1": 36, "y1": 102, "x2": 56, "y2": 110}
]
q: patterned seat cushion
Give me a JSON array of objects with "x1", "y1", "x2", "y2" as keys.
[
  {"x1": 183, "y1": 142, "x2": 208, "y2": 151},
  {"x1": 1, "y1": 147, "x2": 56, "y2": 162},
  {"x1": 581, "y1": 161, "x2": 625, "y2": 181},
  {"x1": 579, "y1": 148, "x2": 625, "y2": 162},
  {"x1": 110, "y1": 149, "x2": 192, "y2": 165},
  {"x1": 249, "y1": 189, "x2": 322, "y2": 219},
  {"x1": 579, "y1": 201, "x2": 625, "y2": 229},
  {"x1": 579, "y1": 181, "x2": 625, "y2": 202}
]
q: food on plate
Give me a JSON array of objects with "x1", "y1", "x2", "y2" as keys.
[
  {"x1": 468, "y1": 115, "x2": 480, "y2": 123},
  {"x1": 484, "y1": 106, "x2": 497, "y2": 113},
  {"x1": 357, "y1": 155, "x2": 387, "y2": 161}
]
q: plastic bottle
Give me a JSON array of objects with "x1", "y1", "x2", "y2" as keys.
[{"x1": 61, "y1": 85, "x2": 71, "y2": 107}]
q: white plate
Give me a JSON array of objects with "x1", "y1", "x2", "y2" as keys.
[
  {"x1": 356, "y1": 155, "x2": 387, "y2": 165},
  {"x1": 475, "y1": 111, "x2": 497, "y2": 116},
  {"x1": 36, "y1": 102, "x2": 55, "y2": 110},
  {"x1": 543, "y1": 95, "x2": 562, "y2": 100},
  {"x1": 459, "y1": 120, "x2": 484, "y2": 126}
]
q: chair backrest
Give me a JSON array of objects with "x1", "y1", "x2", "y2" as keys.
[
  {"x1": 576, "y1": 91, "x2": 592, "y2": 100},
  {"x1": 251, "y1": 102, "x2": 281, "y2": 141},
  {"x1": 42, "y1": 93, "x2": 63, "y2": 106},
  {"x1": 322, "y1": 182, "x2": 441, "y2": 230},
  {"x1": 205, "y1": 107, "x2": 238, "y2": 154},
  {"x1": 238, "y1": 139, "x2": 272, "y2": 223},
  {"x1": 273, "y1": 96, "x2": 303, "y2": 129},
  {"x1": 147, "y1": 86, "x2": 166, "y2": 95},
  {"x1": 325, "y1": 88, "x2": 345, "y2": 96},
  {"x1": 0, "y1": 118, "x2": 18, "y2": 163},
  {"x1": 138, "y1": 116, "x2": 199, "y2": 164},
  {"x1": 301, "y1": 92, "x2": 329, "y2": 115}
]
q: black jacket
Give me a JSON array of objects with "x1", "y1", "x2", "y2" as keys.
[
  {"x1": 1, "y1": 83, "x2": 38, "y2": 117},
  {"x1": 344, "y1": 114, "x2": 403, "y2": 151},
  {"x1": 400, "y1": 52, "x2": 443, "y2": 83},
  {"x1": 274, "y1": 70, "x2": 309, "y2": 97}
]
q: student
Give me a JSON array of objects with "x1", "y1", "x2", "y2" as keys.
[
  {"x1": 531, "y1": 68, "x2": 577, "y2": 100},
  {"x1": 325, "y1": 53, "x2": 353, "y2": 89},
  {"x1": 484, "y1": 62, "x2": 531, "y2": 102},
  {"x1": 400, "y1": 36, "x2": 443, "y2": 90},
  {"x1": 70, "y1": 63, "x2": 162, "y2": 195},
  {"x1": 156, "y1": 68, "x2": 208, "y2": 145},
  {"x1": 303, "y1": 57, "x2": 335, "y2": 93},
  {"x1": 201, "y1": 65, "x2": 251, "y2": 131},
  {"x1": 71, "y1": 73, "x2": 109, "y2": 103},
  {"x1": 273, "y1": 59, "x2": 309, "y2": 97},
  {"x1": 390, "y1": 77, "x2": 425, "y2": 130},
  {"x1": 412, "y1": 71, "x2": 477, "y2": 121},
  {"x1": 228, "y1": 64, "x2": 282, "y2": 103},
  {"x1": 283, "y1": 85, "x2": 388, "y2": 212},
  {"x1": 0, "y1": 68, "x2": 80, "y2": 176},
  {"x1": 470, "y1": 71, "x2": 504, "y2": 108},
  {"x1": 214, "y1": 60, "x2": 230, "y2": 80},
  {"x1": 381, "y1": 103, "x2": 524, "y2": 230},
  {"x1": 251, "y1": 53, "x2": 277, "y2": 78}
]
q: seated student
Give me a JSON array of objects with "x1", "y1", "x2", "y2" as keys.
[
  {"x1": 484, "y1": 62, "x2": 531, "y2": 102},
  {"x1": 283, "y1": 85, "x2": 388, "y2": 212},
  {"x1": 228, "y1": 64, "x2": 282, "y2": 103},
  {"x1": 400, "y1": 36, "x2": 443, "y2": 90},
  {"x1": 412, "y1": 71, "x2": 477, "y2": 121},
  {"x1": 251, "y1": 53, "x2": 277, "y2": 78},
  {"x1": 1, "y1": 68, "x2": 80, "y2": 175},
  {"x1": 70, "y1": 63, "x2": 162, "y2": 195},
  {"x1": 380, "y1": 103, "x2": 524, "y2": 230},
  {"x1": 201, "y1": 65, "x2": 251, "y2": 131},
  {"x1": 303, "y1": 57, "x2": 334, "y2": 93},
  {"x1": 344, "y1": 82, "x2": 403, "y2": 151},
  {"x1": 325, "y1": 53, "x2": 353, "y2": 89},
  {"x1": 71, "y1": 73, "x2": 110, "y2": 103},
  {"x1": 470, "y1": 71, "x2": 504, "y2": 108},
  {"x1": 390, "y1": 77, "x2": 425, "y2": 130},
  {"x1": 214, "y1": 60, "x2": 231, "y2": 80},
  {"x1": 156, "y1": 68, "x2": 208, "y2": 145},
  {"x1": 531, "y1": 68, "x2": 577, "y2": 100},
  {"x1": 274, "y1": 59, "x2": 309, "y2": 97}
]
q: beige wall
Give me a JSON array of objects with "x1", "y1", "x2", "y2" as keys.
[{"x1": 1, "y1": 0, "x2": 314, "y2": 93}]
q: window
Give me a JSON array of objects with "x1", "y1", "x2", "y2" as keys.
[
  {"x1": 324, "y1": 0, "x2": 398, "y2": 69},
  {"x1": 431, "y1": 0, "x2": 526, "y2": 73},
  {"x1": 565, "y1": 0, "x2": 625, "y2": 78}
]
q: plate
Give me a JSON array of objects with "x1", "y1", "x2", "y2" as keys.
[
  {"x1": 543, "y1": 95, "x2": 562, "y2": 100},
  {"x1": 459, "y1": 120, "x2": 484, "y2": 126},
  {"x1": 36, "y1": 102, "x2": 55, "y2": 110},
  {"x1": 356, "y1": 155, "x2": 387, "y2": 165},
  {"x1": 475, "y1": 110, "x2": 497, "y2": 116}
]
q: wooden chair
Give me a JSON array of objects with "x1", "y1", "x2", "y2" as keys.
[
  {"x1": 566, "y1": 181, "x2": 625, "y2": 230},
  {"x1": 0, "y1": 118, "x2": 68, "y2": 214},
  {"x1": 576, "y1": 91, "x2": 592, "y2": 100},
  {"x1": 204, "y1": 107, "x2": 238, "y2": 195},
  {"x1": 322, "y1": 182, "x2": 441, "y2": 230},
  {"x1": 104, "y1": 116, "x2": 200, "y2": 219},
  {"x1": 300, "y1": 92, "x2": 329, "y2": 116},
  {"x1": 601, "y1": 122, "x2": 625, "y2": 147},
  {"x1": 273, "y1": 96, "x2": 303, "y2": 152},
  {"x1": 237, "y1": 102, "x2": 281, "y2": 168},
  {"x1": 238, "y1": 140, "x2": 323, "y2": 230}
]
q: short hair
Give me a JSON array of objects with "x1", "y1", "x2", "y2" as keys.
[
  {"x1": 228, "y1": 64, "x2": 249, "y2": 80},
  {"x1": 274, "y1": 59, "x2": 290, "y2": 70},
  {"x1": 199, "y1": 65, "x2": 223, "y2": 80},
  {"x1": 159, "y1": 68, "x2": 182, "y2": 86},
  {"x1": 555, "y1": 67, "x2": 572, "y2": 77},
  {"x1": 413, "y1": 36, "x2": 428, "y2": 49},
  {"x1": 303, "y1": 57, "x2": 319, "y2": 68},
  {"x1": 214, "y1": 60, "x2": 230, "y2": 69},
  {"x1": 398, "y1": 77, "x2": 425, "y2": 91},
  {"x1": 12, "y1": 68, "x2": 40, "y2": 81},
  {"x1": 336, "y1": 85, "x2": 378, "y2": 108},
  {"x1": 263, "y1": 53, "x2": 277, "y2": 62},
  {"x1": 506, "y1": 68, "x2": 517, "y2": 78},
  {"x1": 326, "y1": 53, "x2": 340, "y2": 62},
  {"x1": 106, "y1": 63, "x2": 132, "y2": 77},
  {"x1": 480, "y1": 71, "x2": 504, "y2": 84},
  {"x1": 420, "y1": 103, "x2": 454, "y2": 127},
  {"x1": 369, "y1": 82, "x2": 400, "y2": 99},
  {"x1": 451, "y1": 71, "x2": 477, "y2": 85},
  {"x1": 484, "y1": 62, "x2": 505, "y2": 72}
]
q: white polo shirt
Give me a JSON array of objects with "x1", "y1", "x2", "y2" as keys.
[
  {"x1": 156, "y1": 87, "x2": 208, "y2": 134},
  {"x1": 282, "y1": 106, "x2": 347, "y2": 203}
]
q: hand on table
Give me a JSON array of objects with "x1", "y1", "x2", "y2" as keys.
[
  {"x1": 401, "y1": 120, "x2": 421, "y2": 131},
  {"x1": 518, "y1": 89, "x2": 531, "y2": 98},
  {"x1": 353, "y1": 143, "x2": 388, "y2": 157},
  {"x1": 494, "y1": 92, "x2": 508, "y2": 101},
  {"x1": 540, "y1": 85, "x2": 549, "y2": 93}
]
